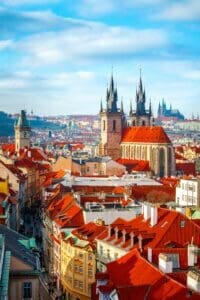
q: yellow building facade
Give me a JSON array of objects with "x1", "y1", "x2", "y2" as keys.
[{"x1": 60, "y1": 233, "x2": 96, "y2": 300}]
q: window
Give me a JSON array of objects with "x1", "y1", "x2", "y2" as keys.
[
  {"x1": 100, "y1": 245, "x2": 103, "y2": 255},
  {"x1": 74, "y1": 280, "x2": 79, "y2": 288},
  {"x1": 79, "y1": 281, "x2": 83, "y2": 290},
  {"x1": 23, "y1": 282, "x2": 32, "y2": 299},
  {"x1": 103, "y1": 120, "x2": 106, "y2": 131},
  {"x1": 88, "y1": 253, "x2": 93, "y2": 260},
  {"x1": 113, "y1": 120, "x2": 116, "y2": 131},
  {"x1": 180, "y1": 220, "x2": 185, "y2": 228},
  {"x1": 88, "y1": 268, "x2": 93, "y2": 277},
  {"x1": 74, "y1": 265, "x2": 79, "y2": 272}
]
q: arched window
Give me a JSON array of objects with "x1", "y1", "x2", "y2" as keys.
[
  {"x1": 132, "y1": 120, "x2": 136, "y2": 126},
  {"x1": 113, "y1": 120, "x2": 116, "y2": 131},
  {"x1": 142, "y1": 120, "x2": 146, "y2": 126},
  {"x1": 159, "y1": 148, "x2": 165, "y2": 177},
  {"x1": 103, "y1": 120, "x2": 106, "y2": 131}
]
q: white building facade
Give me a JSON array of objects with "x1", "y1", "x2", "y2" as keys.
[{"x1": 175, "y1": 178, "x2": 200, "y2": 207}]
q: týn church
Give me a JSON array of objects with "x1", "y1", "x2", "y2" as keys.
[{"x1": 98, "y1": 73, "x2": 175, "y2": 177}]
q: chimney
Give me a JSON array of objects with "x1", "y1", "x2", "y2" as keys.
[
  {"x1": 150, "y1": 206, "x2": 158, "y2": 226},
  {"x1": 143, "y1": 203, "x2": 151, "y2": 221},
  {"x1": 188, "y1": 243, "x2": 198, "y2": 267},
  {"x1": 158, "y1": 253, "x2": 173, "y2": 273},
  {"x1": 138, "y1": 235, "x2": 143, "y2": 251},
  {"x1": 147, "y1": 247, "x2": 152, "y2": 262},
  {"x1": 114, "y1": 227, "x2": 118, "y2": 240},
  {"x1": 122, "y1": 230, "x2": 126, "y2": 244},
  {"x1": 130, "y1": 232, "x2": 134, "y2": 248},
  {"x1": 187, "y1": 270, "x2": 200, "y2": 293}
]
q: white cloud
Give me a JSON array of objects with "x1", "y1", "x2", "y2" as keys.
[
  {"x1": 156, "y1": 0, "x2": 200, "y2": 21},
  {"x1": 183, "y1": 70, "x2": 200, "y2": 80},
  {"x1": 13, "y1": 21, "x2": 168, "y2": 67},
  {"x1": 2, "y1": 0, "x2": 58, "y2": 6},
  {"x1": 0, "y1": 39, "x2": 13, "y2": 50},
  {"x1": 74, "y1": 0, "x2": 167, "y2": 17},
  {"x1": 77, "y1": 0, "x2": 115, "y2": 17}
]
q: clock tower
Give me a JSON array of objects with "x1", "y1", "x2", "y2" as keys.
[{"x1": 15, "y1": 110, "x2": 31, "y2": 153}]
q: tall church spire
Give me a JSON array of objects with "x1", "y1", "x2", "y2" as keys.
[
  {"x1": 106, "y1": 72, "x2": 118, "y2": 113},
  {"x1": 136, "y1": 69, "x2": 146, "y2": 115}
]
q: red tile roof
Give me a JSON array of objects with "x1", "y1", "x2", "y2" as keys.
[
  {"x1": 121, "y1": 126, "x2": 171, "y2": 144},
  {"x1": 95, "y1": 249, "x2": 199, "y2": 300},
  {"x1": 20, "y1": 147, "x2": 48, "y2": 161},
  {"x1": 117, "y1": 159, "x2": 150, "y2": 172},
  {"x1": 72, "y1": 222, "x2": 106, "y2": 242},
  {"x1": 131, "y1": 185, "x2": 175, "y2": 202},
  {"x1": 47, "y1": 193, "x2": 84, "y2": 228},
  {"x1": 97, "y1": 207, "x2": 200, "y2": 251},
  {"x1": 42, "y1": 170, "x2": 65, "y2": 187},
  {"x1": 176, "y1": 162, "x2": 196, "y2": 176},
  {"x1": 15, "y1": 158, "x2": 37, "y2": 169},
  {"x1": 1, "y1": 143, "x2": 15, "y2": 155}
]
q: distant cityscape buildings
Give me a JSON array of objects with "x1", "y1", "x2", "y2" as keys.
[
  {"x1": 157, "y1": 98, "x2": 185, "y2": 121},
  {"x1": 0, "y1": 70, "x2": 200, "y2": 300}
]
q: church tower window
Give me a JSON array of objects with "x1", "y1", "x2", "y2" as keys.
[
  {"x1": 103, "y1": 120, "x2": 106, "y2": 131},
  {"x1": 113, "y1": 120, "x2": 116, "y2": 131}
]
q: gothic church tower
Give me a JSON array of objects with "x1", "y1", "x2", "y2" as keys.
[
  {"x1": 15, "y1": 110, "x2": 31, "y2": 153},
  {"x1": 98, "y1": 74, "x2": 124, "y2": 160},
  {"x1": 129, "y1": 73, "x2": 153, "y2": 126}
]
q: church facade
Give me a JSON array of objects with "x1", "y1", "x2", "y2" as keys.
[{"x1": 98, "y1": 74, "x2": 175, "y2": 177}]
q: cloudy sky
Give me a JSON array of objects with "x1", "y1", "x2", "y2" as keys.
[{"x1": 0, "y1": 0, "x2": 200, "y2": 117}]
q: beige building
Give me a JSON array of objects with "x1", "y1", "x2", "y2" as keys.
[
  {"x1": 0, "y1": 225, "x2": 42, "y2": 300},
  {"x1": 60, "y1": 221, "x2": 106, "y2": 300},
  {"x1": 53, "y1": 155, "x2": 126, "y2": 177}
]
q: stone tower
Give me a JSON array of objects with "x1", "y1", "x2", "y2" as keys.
[
  {"x1": 98, "y1": 74, "x2": 124, "y2": 160},
  {"x1": 129, "y1": 72, "x2": 153, "y2": 126},
  {"x1": 15, "y1": 110, "x2": 31, "y2": 153}
]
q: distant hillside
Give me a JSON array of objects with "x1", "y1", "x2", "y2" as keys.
[
  {"x1": 0, "y1": 111, "x2": 64, "y2": 137},
  {"x1": 0, "y1": 111, "x2": 15, "y2": 136}
]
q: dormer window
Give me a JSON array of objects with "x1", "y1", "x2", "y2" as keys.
[{"x1": 180, "y1": 220, "x2": 185, "y2": 228}]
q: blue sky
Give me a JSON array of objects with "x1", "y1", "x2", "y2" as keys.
[{"x1": 0, "y1": 0, "x2": 200, "y2": 117}]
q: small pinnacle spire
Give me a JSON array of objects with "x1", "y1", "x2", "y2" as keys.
[
  {"x1": 100, "y1": 98, "x2": 103, "y2": 112},
  {"x1": 121, "y1": 98, "x2": 124, "y2": 113},
  {"x1": 139, "y1": 66, "x2": 142, "y2": 89},
  {"x1": 149, "y1": 99, "x2": 152, "y2": 116},
  {"x1": 129, "y1": 100, "x2": 133, "y2": 115}
]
